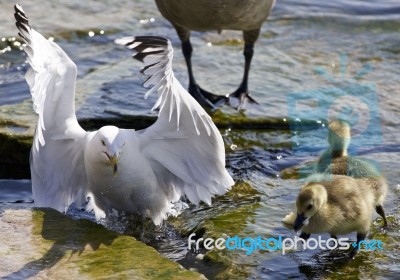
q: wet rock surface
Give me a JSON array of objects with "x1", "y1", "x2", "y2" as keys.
[{"x1": 0, "y1": 208, "x2": 204, "y2": 279}]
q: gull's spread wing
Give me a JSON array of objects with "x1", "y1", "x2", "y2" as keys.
[
  {"x1": 15, "y1": 5, "x2": 88, "y2": 212},
  {"x1": 116, "y1": 36, "x2": 234, "y2": 205}
]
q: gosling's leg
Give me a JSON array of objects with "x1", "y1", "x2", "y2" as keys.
[
  {"x1": 349, "y1": 232, "x2": 366, "y2": 259},
  {"x1": 230, "y1": 29, "x2": 261, "y2": 108},
  {"x1": 299, "y1": 232, "x2": 310, "y2": 240},
  {"x1": 328, "y1": 234, "x2": 338, "y2": 248},
  {"x1": 375, "y1": 205, "x2": 389, "y2": 228}
]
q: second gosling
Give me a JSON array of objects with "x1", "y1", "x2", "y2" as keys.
[
  {"x1": 316, "y1": 120, "x2": 351, "y2": 173},
  {"x1": 293, "y1": 173, "x2": 387, "y2": 257}
]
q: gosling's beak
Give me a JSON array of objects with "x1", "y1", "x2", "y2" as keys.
[
  {"x1": 293, "y1": 213, "x2": 307, "y2": 231},
  {"x1": 107, "y1": 154, "x2": 118, "y2": 176}
]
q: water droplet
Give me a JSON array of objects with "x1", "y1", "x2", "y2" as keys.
[
  {"x1": 88, "y1": 31, "x2": 95, "y2": 37},
  {"x1": 100, "y1": 30, "x2": 105, "y2": 35},
  {"x1": 230, "y1": 144, "x2": 237, "y2": 150},
  {"x1": 207, "y1": 42, "x2": 212, "y2": 47},
  {"x1": 48, "y1": 37, "x2": 54, "y2": 42}
]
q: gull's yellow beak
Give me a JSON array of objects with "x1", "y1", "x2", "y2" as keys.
[{"x1": 108, "y1": 154, "x2": 118, "y2": 176}]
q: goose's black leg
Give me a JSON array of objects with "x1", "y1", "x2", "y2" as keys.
[
  {"x1": 229, "y1": 29, "x2": 260, "y2": 108},
  {"x1": 181, "y1": 39, "x2": 226, "y2": 108}
]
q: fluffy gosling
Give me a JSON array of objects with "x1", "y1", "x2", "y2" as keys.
[{"x1": 292, "y1": 173, "x2": 387, "y2": 257}]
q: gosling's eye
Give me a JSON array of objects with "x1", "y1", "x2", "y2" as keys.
[
  {"x1": 307, "y1": 204, "x2": 313, "y2": 210},
  {"x1": 101, "y1": 140, "x2": 106, "y2": 146}
]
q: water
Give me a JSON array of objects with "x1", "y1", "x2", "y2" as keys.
[{"x1": 1, "y1": 0, "x2": 400, "y2": 279}]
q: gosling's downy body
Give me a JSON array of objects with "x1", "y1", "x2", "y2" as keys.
[
  {"x1": 294, "y1": 174, "x2": 387, "y2": 234},
  {"x1": 293, "y1": 173, "x2": 387, "y2": 257},
  {"x1": 155, "y1": 0, "x2": 276, "y2": 108},
  {"x1": 323, "y1": 156, "x2": 382, "y2": 179}
]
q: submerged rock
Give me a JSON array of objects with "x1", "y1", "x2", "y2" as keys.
[{"x1": 0, "y1": 208, "x2": 204, "y2": 279}]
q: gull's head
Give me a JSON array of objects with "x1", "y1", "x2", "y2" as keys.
[
  {"x1": 95, "y1": 126, "x2": 125, "y2": 176},
  {"x1": 294, "y1": 184, "x2": 327, "y2": 231}
]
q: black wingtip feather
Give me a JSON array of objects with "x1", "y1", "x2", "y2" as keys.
[
  {"x1": 14, "y1": 4, "x2": 31, "y2": 42},
  {"x1": 133, "y1": 36, "x2": 168, "y2": 46},
  {"x1": 127, "y1": 37, "x2": 168, "y2": 54},
  {"x1": 142, "y1": 75, "x2": 152, "y2": 87},
  {"x1": 140, "y1": 62, "x2": 159, "y2": 74},
  {"x1": 133, "y1": 50, "x2": 164, "y2": 63},
  {"x1": 14, "y1": 4, "x2": 29, "y2": 25}
]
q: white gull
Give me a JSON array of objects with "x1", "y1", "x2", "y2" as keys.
[{"x1": 14, "y1": 4, "x2": 234, "y2": 225}]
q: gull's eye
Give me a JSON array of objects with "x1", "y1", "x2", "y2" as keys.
[
  {"x1": 101, "y1": 140, "x2": 106, "y2": 146},
  {"x1": 307, "y1": 204, "x2": 313, "y2": 210}
]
